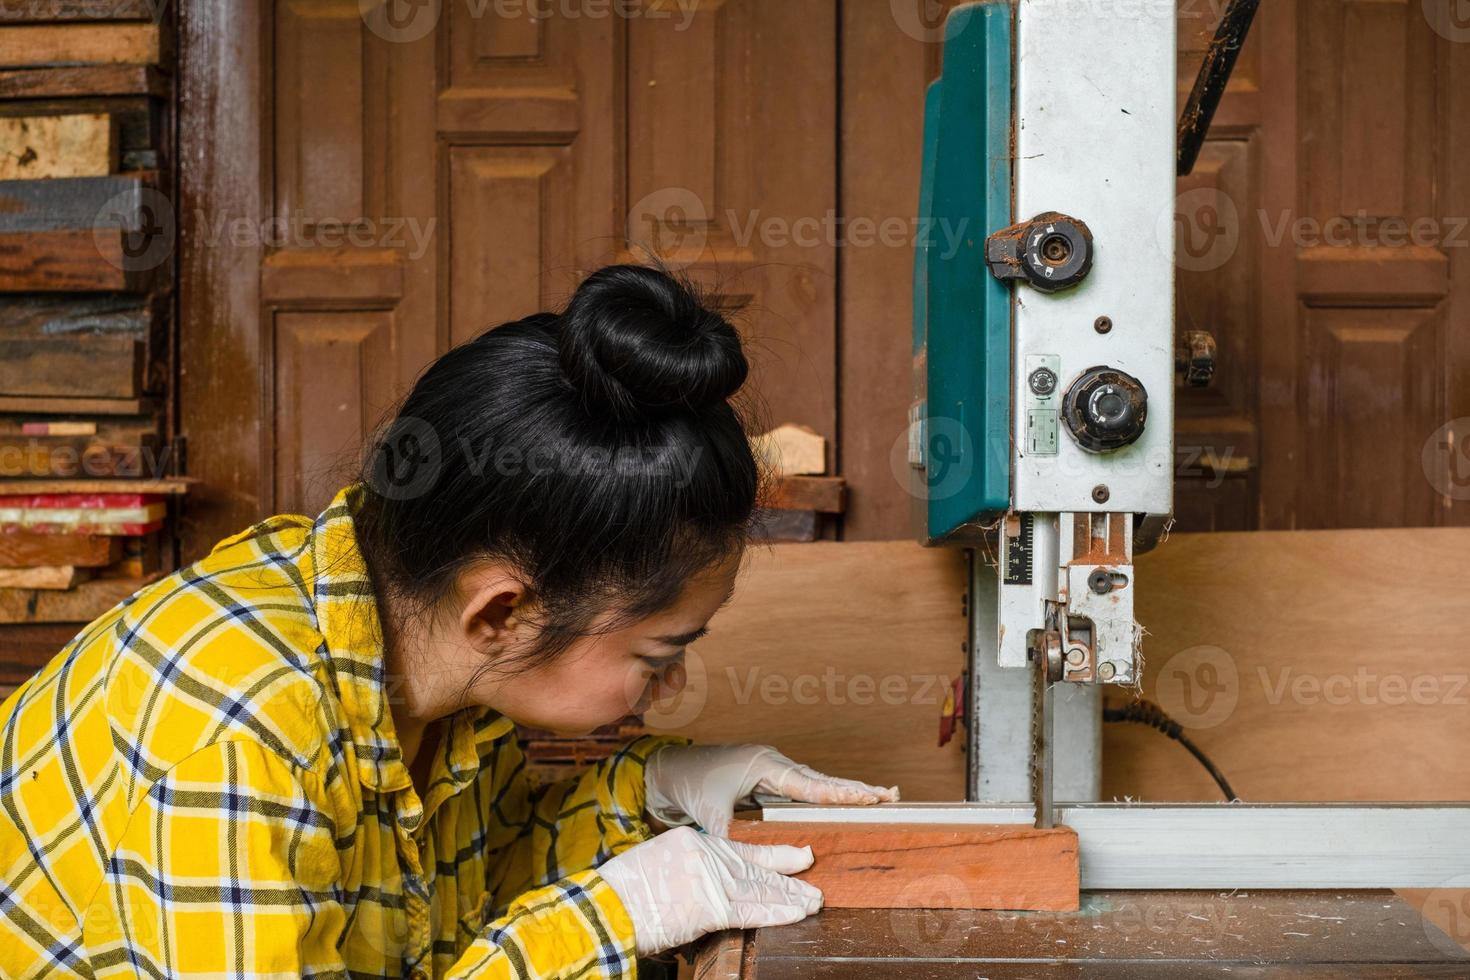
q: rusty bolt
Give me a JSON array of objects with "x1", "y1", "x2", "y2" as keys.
[
  {"x1": 1095, "y1": 315, "x2": 1113, "y2": 334},
  {"x1": 1092, "y1": 484, "x2": 1111, "y2": 504}
]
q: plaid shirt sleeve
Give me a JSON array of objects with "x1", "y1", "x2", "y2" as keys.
[
  {"x1": 83, "y1": 733, "x2": 674, "y2": 980},
  {"x1": 82, "y1": 738, "x2": 350, "y2": 978}
]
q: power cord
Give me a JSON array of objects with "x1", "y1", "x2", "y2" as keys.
[{"x1": 1103, "y1": 698, "x2": 1239, "y2": 802}]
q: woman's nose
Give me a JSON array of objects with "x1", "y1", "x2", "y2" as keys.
[{"x1": 656, "y1": 661, "x2": 688, "y2": 698}]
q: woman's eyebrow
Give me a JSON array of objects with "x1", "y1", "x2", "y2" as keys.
[{"x1": 652, "y1": 625, "x2": 709, "y2": 647}]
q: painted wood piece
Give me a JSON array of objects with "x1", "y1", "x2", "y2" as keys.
[
  {"x1": 0, "y1": 572, "x2": 158, "y2": 623},
  {"x1": 760, "y1": 475, "x2": 845, "y2": 513},
  {"x1": 753, "y1": 423, "x2": 826, "y2": 477},
  {"x1": 0, "y1": 24, "x2": 164, "y2": 69},
  {"x1": 0, "y1": 564, "x2": 84, "y2": 589},
  {"x1": 0, "y1": 175, "x2": 151, "y2": 232},
  {"x1": 727, "y1": 820, "x2": 1080, "y2": 912},
  {"x1": 0, "y1": 230, "x2": 146, "y2": 292},
  {"x1": 0, "y1": 113, "x2": 117, "y2": 179},
  {"x1": 0, "y1": 532, "x2": 119, "y2": 568}
]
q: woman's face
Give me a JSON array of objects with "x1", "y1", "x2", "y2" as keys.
[{"x1": 482, "y1": 559, "x2": 739, "y2": 735}]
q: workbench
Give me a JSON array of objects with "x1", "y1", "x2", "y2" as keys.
[{"x1": 693, "y1": 892, "x2": 1469, "y2": 978}]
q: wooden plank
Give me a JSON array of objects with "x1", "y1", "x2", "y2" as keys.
[
  {"x1": 837, "y1": 0, "x2": 932, "y2": 539},
  {"x1": 0, "y1": 565, "x2": 83, "y2": 589},
  {"x1": 727, "y1": 821, "x2": 1079, "y2": 912},
  {"x1": 0, "y1": 24, "x2": 163, "y2": 69},
  {"x1": 0, "y1": 532, "x2": 118, "y2": 568},
  {"x1": 0, "y1": 229, "x2": 144, "y2": 291},
  {"x1": 0, "y1": 477, "x2": 189, "y2": 495},
  {"x1": 0, "y1": 292, "x2": 156, "y2": 336},
  {"x1": 0, "y1": 64, "x2": 165, "y2": 99},
  {"x1": 0, "y1": 0, "x2": 164, "y2": 21},
  {"x1": 740, "y1": 895, "x2": 1468, "y2": 976},
  {"x1": 0, "y1": 622, "x2": 76, "y2": 698},
  {"x1": 0, "y1": 96, "x2": 162, "y2": 173},
  {"x1": 0, "y1": 396, "x2": 158, "y2": 415},
  {"x1": 0, "y1": 175, "x2": 151, "y2": 233},
  {"x1": 1108, "y1": 528, "x2": 1470, "y2": 802},
  {"x1": 0, "y1": 113, "x2": 116, "y2": 179},
  {"x1": 751, "y1": 507, "x2": 818, "y2": 542},
  {"x1": 0, "y1": 337, "x2": 141, "y2": 397},
  {"x1": 752, "y1": 424, "x2": 826, "y2": 477},
  {"x1": 761, "y1": 476, "x2": 845, "y2": 513},
  {"x1": 0, "y1": 572, "x2": 156, "y2": 623},
  {"x1": 691, "y1": 929, "x2": 748, "y2": 980},
  {"x1": 767, "y1": 804, "x2": 1470, "y2": 890},
  {"x1": 657, "y1": 541, "x2": 967, "y2": 802},
  {"x1": 19, "y1": 421, "x2": 97, "y2": 436}
]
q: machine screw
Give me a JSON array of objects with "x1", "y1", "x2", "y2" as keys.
[
  {"x1": 1065, "y1": 648, "x2": 1086, "y2": 666},
  {"x1": 1094, "y1": 315, "x2": 1113, "y2": 334},
  {"x1": 1088, "y1": 569, "x2": 1113, "y2": 595},
  {"x1": 1098, "y1": 661, "x2": 1117, "y2": 681},
  {"x1": 1092, "y1": 484, "x2": 1110, "y2": 504}
]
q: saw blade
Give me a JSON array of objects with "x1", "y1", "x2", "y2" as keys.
[{"x1": 1031, "y1": 634, "x2": 1056, "y2": 830}]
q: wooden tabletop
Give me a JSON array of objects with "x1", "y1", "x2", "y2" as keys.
[{"x1": 693, "y1": 891, "x2": 1470, "y2": 978}]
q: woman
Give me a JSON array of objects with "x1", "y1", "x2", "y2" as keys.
[{"x1": 0, "y1": 265, "x2": 897, "y2": 979}]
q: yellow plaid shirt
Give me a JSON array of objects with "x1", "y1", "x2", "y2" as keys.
[{"x1": 0, "y1": 487, "x2": 679, "y2": 979}]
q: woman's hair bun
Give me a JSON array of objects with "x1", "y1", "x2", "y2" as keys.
[{"x1": 558, "y1": 264, "x2": 748, "y2": 420}]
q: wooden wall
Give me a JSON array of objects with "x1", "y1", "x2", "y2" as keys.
[
  {"x1": 667, "y1": 529, "x2": 1470, "y2": 806},
  {"x1": 173, "y1": 0, "x2": 1470, "y2": 556}
]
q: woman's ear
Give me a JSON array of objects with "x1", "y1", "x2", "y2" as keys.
[{"x1": 456, "y1": 563, "x2": 530, "y2": 655}]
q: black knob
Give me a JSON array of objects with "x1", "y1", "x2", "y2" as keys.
[
  {"x1": 1063, "y1": 366, "x2": 1148, "y2": 453},
  {"x1": 985, "y1": 211, "x2": 1094, "y2": 293}
]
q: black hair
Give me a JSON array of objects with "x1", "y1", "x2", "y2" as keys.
[{"x1": 353, "y1": 264, "x2": 761, "y2": 668}]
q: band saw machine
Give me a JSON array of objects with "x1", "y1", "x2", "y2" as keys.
[{"x1": 694, "y1": 1, "x2": 1470, "y2": 974}]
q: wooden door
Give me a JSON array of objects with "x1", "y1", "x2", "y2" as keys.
[
  {"x1": 180, "y1": 0, "x2": 1470, "y2": 558},
  {"x1": 180, "y1": 0, "x2": 837, "y2": 556}
]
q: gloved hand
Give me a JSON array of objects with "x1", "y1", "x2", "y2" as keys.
[
  {"x1": 644, "y1": 744, "x2": 900, "y2": 836},
  {"x1": 598, "y1": 825, "x2": 822, "y2": 955}
]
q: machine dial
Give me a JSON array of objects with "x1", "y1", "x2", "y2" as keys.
[{"x1": 1062, "y1": 366, "x2": 1148, "y2": 453}]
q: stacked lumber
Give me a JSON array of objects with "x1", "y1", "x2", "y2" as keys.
[
  {"x1": 751, "y1": 423, "x2": 846, "y2": 542},
  {"x1": 515, "y1": 719, "x2": 650, "y2": 785},
  {"x1": 0, "y1": 5, "x2": 180, "y2": 657}
]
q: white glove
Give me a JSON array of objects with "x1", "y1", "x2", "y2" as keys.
[
  {"x1": 644, "y1": 744, "x2": 900, "y2": 836},
  {"x1": 598, "y1": 826, "x2": 822, "y2": 955}
]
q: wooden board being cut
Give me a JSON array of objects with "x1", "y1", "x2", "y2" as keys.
[{"x1": 728, "y1": 820, "x2": 1079, "y2": 912}]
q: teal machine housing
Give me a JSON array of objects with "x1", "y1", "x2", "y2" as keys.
[{"x1": 911, "y1": 2, "x2": 1012, "y2": 545}]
